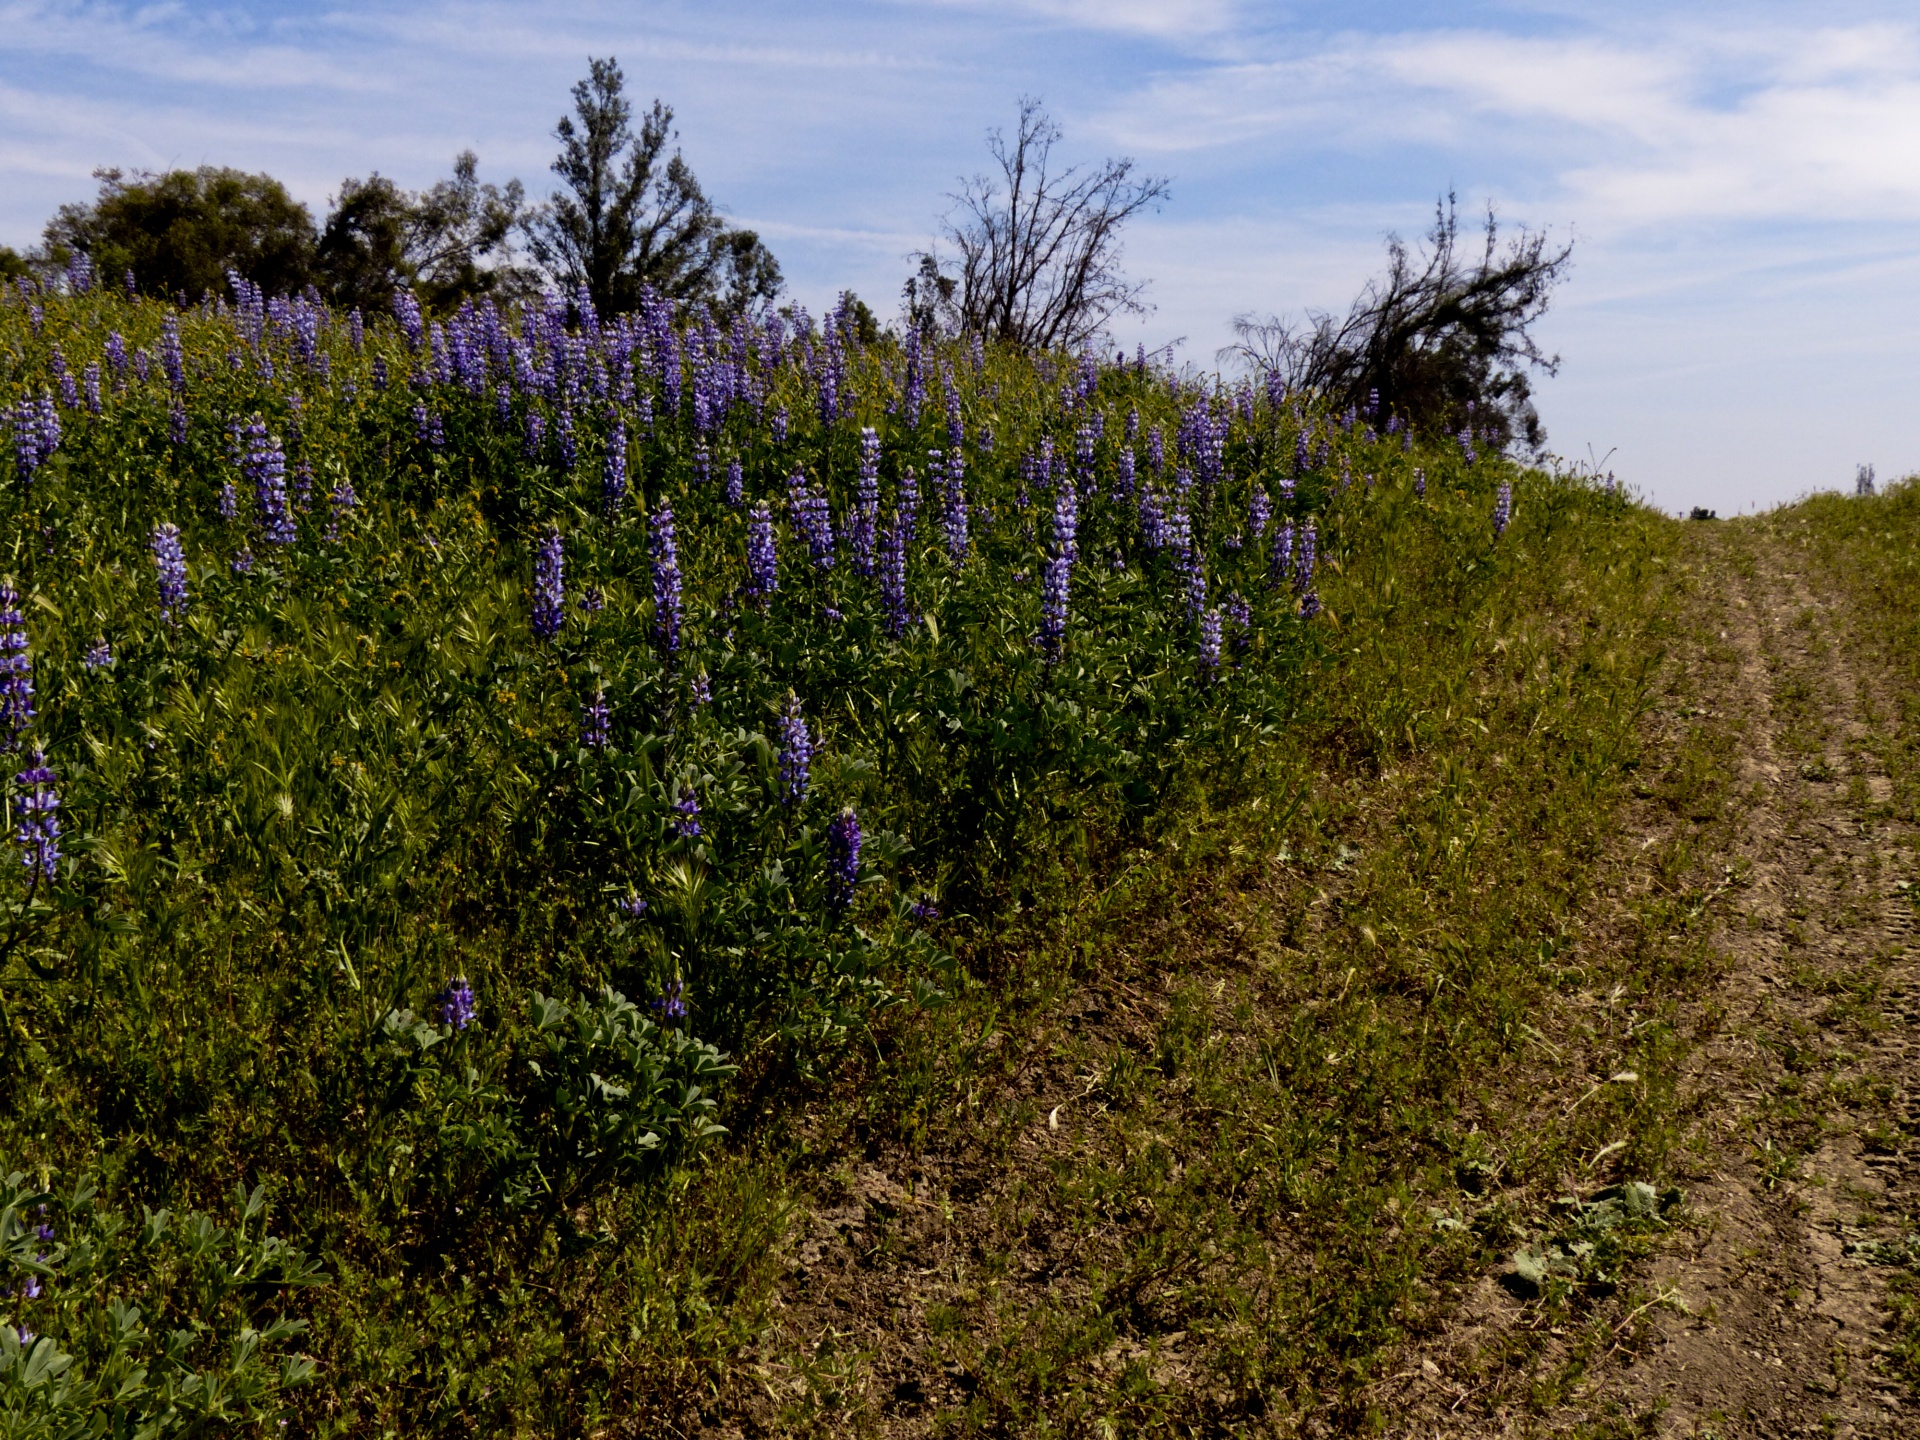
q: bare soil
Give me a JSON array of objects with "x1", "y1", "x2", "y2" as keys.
[{"x1": 1404, "y1": 523, "x2": 1920, "y2": 1437}]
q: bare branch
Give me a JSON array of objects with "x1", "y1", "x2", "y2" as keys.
[{"x1": 917, "y1": 98, "x2": 1168, "y2": 349}]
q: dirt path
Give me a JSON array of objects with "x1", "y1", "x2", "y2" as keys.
[{"x1": 1563, "y1": 521, "x2": 1920, "y2": 1436}]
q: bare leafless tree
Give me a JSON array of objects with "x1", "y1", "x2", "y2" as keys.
[
  {"x1": 915, "y1": 99, "x2": 1169, "y2": 349},
  {"x1": 1224, "y1": 194, "x2": 1571, "y2": 453}
]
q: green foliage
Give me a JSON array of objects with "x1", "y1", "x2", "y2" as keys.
[
  {"x1": 0, "y1": 1173, "x2": 321, "y2": 1437},
  {"x1": 42, "y1": 168, "x2": 317, "y2": 301},
  {"x1": 315, "y1": 153, "x2": 529, "y2": 314}
]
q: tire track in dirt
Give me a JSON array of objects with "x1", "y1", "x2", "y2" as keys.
[{"x1": 1577, "y1": 522, "x2": 1920, "y2": 1438}]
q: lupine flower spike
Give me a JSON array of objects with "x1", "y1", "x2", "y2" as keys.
[
  {"x1": 438, "y1": 977, "x2": 476, "y2": 1030},
  {"x1": 827, "y1": 807, "x2": 861, "y2": 913},
  {"x1": 777, "y1": 692, "x2": 811, "y2": 806},
  {"x1": 0, "y1": 586, "x2": 34, "y2": 750},
  {"x1": 152, "y1": 524, "x2": 188, "y2": 621},
  {"x1": 14, "y1": 751, "x2": 59, "y2": 883}
]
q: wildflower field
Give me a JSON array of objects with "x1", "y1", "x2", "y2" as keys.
[{"x1": 0, "y1": 265, "x2": 1710, "y2": 1436}]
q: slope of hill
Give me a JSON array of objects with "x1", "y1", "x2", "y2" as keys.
[{"x1": 3, "y1": 276, "x2": 1912, "y2": 1437}]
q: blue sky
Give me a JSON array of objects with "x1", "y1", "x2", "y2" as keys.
[{"x1": 5, "y1": 0, "x2": 1919, "y2": 514}]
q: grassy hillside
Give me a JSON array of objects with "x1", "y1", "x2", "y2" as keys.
[{"x1": 0, "y1": 278, "x2": 1701, "y2": 1435}]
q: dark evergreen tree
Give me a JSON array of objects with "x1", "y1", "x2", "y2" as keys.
[{"x1": 524, "y1": 57, "x2": 781, "y2": 317}]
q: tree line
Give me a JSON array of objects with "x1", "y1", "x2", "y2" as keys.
[{"x1": 1, "y1": 58, "x2": 1572, "y2": 453}]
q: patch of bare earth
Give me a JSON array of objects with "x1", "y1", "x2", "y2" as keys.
[{"x1": 1533, "y1": 523, "x2": 1919, "y2": 1437}]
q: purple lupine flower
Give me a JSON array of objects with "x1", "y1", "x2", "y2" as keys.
[
  {"x1": 1138, "y1": 486, "x2": 1166, "y2": 551},
  {"x1": 167, "y1": 404, "x2": 187, "y2": 445},
  {"x1": 82, "y1": 362, "x2": 101, "y2": 415},
  {"x1": 880, "y1": 509, "x2": 910, "y2": 637},
  {"x1": 218, "y1": 482, "x2": 238, "y2": 521},
  {"x1": 523, "y1": 408, "x2": 546, "y2": 460},
  {"x1": 0, "y1": 587, "x2": 33, "y2": 750},
  {"x1": 160, "y1": 316, "x2": 185, "y2": 392},
  {"x1": 850, "y1": 427, "x2": 880, "y2": 576},
  {"x1": 348, "y1": 308, "x2": 364, "y2": 352},
  {"x1": 1147, "y1": 425, "x2": 1165, "y2": 475},
  {"x1": 241, "y1": 419, "x2": 295, "y2": 546},
  {"x1": 897, "y1": 465, "x2": 921, "y2": 537},
  {"x1": 82, "y1": 640, "x2": 112, "y2": 671},
  {"x1": 413, "y1": 405, "x2": 445, "y2": 451},
  {"x1": 691, "y1": 671, "x2": 711, "y2": 705},
  {"x1": 582, "y1": 690, "x2": 610, "y2": 750},
  {"x1": 105, "y1": 331, "x2": 127, "y2": 379},
  {"x1": 1459, "y1": 426, "x2": 1478, "y2": 467},
  {"x1": 1249, "y1": 483, "x2": 1271, "y2": 538},
  {"x1": 725, "y1": 456, "x2": 743, "y2": 509},
  {"x1": 151, "y1": 523, "x2": 187, "y2": 621},
  {"x1": 438, "y1": 976, "x2": 476, "y2": 1030},
  {"x1": 531, "y1": 528, "x2": 565, "y2": 640},
  {"x1": 745, "y1": 502, "x2": 778, "y2": 599},
  {"x1": 1414, "y1": 466, "x2": 1426, "y2": 499},
  {"x1": 788, "y1": 472, "x2": 834, "y2": 570},
  {"x1": 393, "y1": 290, "x2": 425, "y2": 350},
  {"x1": 672, "y1": 788, "x2": 703, "y2": 838},
  {"x1": 1198, "y1": 606, "x2": 1223, "y2": 678},
  {"x1": 326, "y1": 475, "x2": 356, "y2": 542},
  {"x1": 1053, "y1": 479, "x2": 1078, "y2": 562},
  {"x1": 10, "y1": 402, "x2": 41, "y2": 483},
  {"x1": 1114, "y1": 445, "x2": 1136, "y2": 500},
  {"x1": 1493, "y1": 481, "x2": 1513, "y2": 537},
  {"x1": 602, "y1": 419, "x2": 628, "y2": 515},
  {"x1": 230, "y1": 547, "x2": 255, "y2": 575},
  {"x1": 1223, "y1": 592, "x2": 1252, "y2": 650},
  {"x1": 1269, "y1": 520, "x2": 1294, "y2": 588},
  {"x1": 1074, "y1": 423, "x2": 1096, "y2": 494},
  {"x1": 1036, "y1": 553, "x2": 1071, "y2": 661},
  {"x1": 66, "y1": 250, "x2": 92, "y2": 294},
  {"x1": 1294, "y1": 519, "x2": 1317, "y2": 596},
  {"x1": 827, "y1": 807, "x2": 861, "y2": 913},
  {"x1": 939, "y1": 452, "x2": 969, "y2": 563},
  {"x1": 651, "y1": 979, "x2": 687, "y2": 1022},
  {"x1": 1300, "y1": 588, "x2": 1321, "y2": 620},
  {"x1": 771, "y1": 407, "x2": 789, "y2": 445},
  {"x1": 1167, "y1": 504, "x2": 1205, "y2": 619},
  {"x1": 14, "y1": 751, "x2": 59, "y2": 884},
  {"x1": 909, "y1": 896, "x2": 940, "y2": 924},
  {"x1": 777, "y1": 692, "x2": 811, "y2": 806},
  {"x1": 617, "y1": 895, "x2": 648, "y2": 920},
  {"x1": 578, "y1": 586, "x2": 604, "y2": 614},
  {"x1": 649, "y1": 505, "x2": 682, "y2": 654}
]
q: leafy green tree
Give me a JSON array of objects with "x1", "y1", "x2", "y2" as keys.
[
  {"x1": 524, "y1": 57, "x2": 782, "y2": 316},
  {"x1": 41, "y1": 167, "x2": 316, "y2": 301},
  {"x1": 0, "y1": 247, "x2": 27, "y2": 282},
  {"x1": 317, "y1": 151, "x2": 530, "y2": 314}
]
